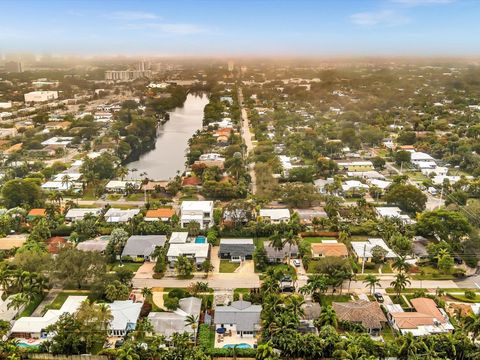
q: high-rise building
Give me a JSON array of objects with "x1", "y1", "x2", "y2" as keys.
[
  {"x1": 4, "y1": 61, "x2": 22, "y2": 73},
  {"x1": 227, "y1": 60, "x2": 234, "y2": 72},
  {"x1": 105, "y1": 70, "x2": 152, "y2": 81}
]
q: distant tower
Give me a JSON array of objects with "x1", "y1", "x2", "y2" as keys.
[
  {"x1": 227, "y1": 60, "x2": 234, "y2": 72},
  {"x1": 4, "y1": 61, "x2": 22, "y2": 73}
]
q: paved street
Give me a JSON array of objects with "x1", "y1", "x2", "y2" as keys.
[{"x1": 238, "y1": 87, "x2": 257, "y2": 194}]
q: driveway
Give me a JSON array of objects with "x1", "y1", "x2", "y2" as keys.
[
  {"x1": 210, "y1": 246, "x2": 221, "y2": 273},
  {"x1": 234, "y1": 260, "x2": 255, "y2": 274}
]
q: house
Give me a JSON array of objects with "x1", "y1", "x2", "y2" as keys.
[
  {"x1": 264, "y1": 241, "x2": 299, "y2": 263},
  {"x1": 145, "y1": 208, "x2": 176, "y2": 222},
  {"x1": 314, "y1": 178, "x2": 334, "y2": 194},
  {"x1": 337, "y1": 161, "x2": 374, "y2": 172},
  {"x1": 65, "y1": 208, "x2": 102, "y2": 222},
  {"x1": 77, "y1": 237, "x2": 109, "y2": 253},
  {"x1": 10, "y1": 296, "x2": 87, "y2": 338},
  {"x1": 180, "y1": 201, "x2": 214, "y2": 229},
  {"x1": 412, "y1": 236, "x2": 429, "y2": 259},
  {"x1": 169, "y1": 232, "x2": 189, "y2": 244},
  {"x1": 27, "y1": 208, "x2": 46, "y2": 220},
  {"x1": 311, "y1": 240, "x2": 348, "y2": 258},
  {"x1": 121, "y1": 235, "x2": 166, "y2": 261},
  {"x1": 333, "y1": 300, "x2": 387, "y2": 335},
  {"x1": 0, "y1": 292, "x2": 19, "y2": 322},
  {"x1": 105, "y1": 180, "x2": 139, "y2": 193},
  {"x1": 387, "y1": 297, "x2": 454, "y2": 336},
  {"x1": 108, "y1": 300, "x2": 143, "y2": 337},
  {"x1": 148, "y1": 297, "x2": 202, "y2": 339},
  {"x1": 293, "y1": 208, "x2": 327, "y2": 224},
  {"x1": 214, "y1": 300, "x2": 262, "y2": 338},
  {"x1": 167, "y1": 243, "x2": 210, "y2": 267},
  {"x1": 341, "y1": 180, "x2": 369, "y2": 193},
  {"x1": 259, "y1": 208, "x2": 290, "y2": 223},
  {"x1": 46, "y1": 236, "x2": 68, "y2": 254},
  {"x1": 410, "y1": 152, "x2": 436, "y2": 167},
  {"x1": 41, "y1": 136, "x2": 73, "y2": 148},
  {"x1": 104, "y1": 208, "x2": 140, "y2": 223},
  {"x1": 375, "y1": 207, "x2": 415, "y2": 225},
  {"x1": 0, "y1": 234, "x2": 27, "y2": 250},
  {"x1": 351, "y1": 238, "x2": 397, "y2": 263},
  {"x1": 219, "y1": 238, "x2": 255, "y2": 262}
]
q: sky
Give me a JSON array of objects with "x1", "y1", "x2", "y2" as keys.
[{"x1": 0, "y1": 0, "x2": 479, "y2": 56}]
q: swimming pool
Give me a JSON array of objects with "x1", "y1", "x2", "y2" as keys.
[
  {"x1": 195, "y1": 236, "x2": 206, "y2": 244},
  {"x1": 223, "y1": 343, "x2": 252, "y2": 349}
]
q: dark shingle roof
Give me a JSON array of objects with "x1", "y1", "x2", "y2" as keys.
[
  {"x1": 121, "y1": 235, "x2": 166, "y2": 258},
  {"x1": 219, "y1": 238, "x2": 254, "y2": 257}
]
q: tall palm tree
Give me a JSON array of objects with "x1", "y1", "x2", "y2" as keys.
[
  {"x1": 283, "y1": 231, "x2": 300, "y2": 265},
  {"x1": 390, "y1": 273, "x2": 411, "y2": 298},
  {"x1": 397, "y1": 332, "x2": 428, "y2": 359},
  {"x1": 61, "y1": 174, "x2": 72, "y2": 189},
  {"x1": 392, "y1": 255, "x2": 411, "y2": 273},
  {"x1": 184, "y1": 314, "x2": 199, "y2": 345},
  {"x1": 463, "y1": 312, "x2": 480, "y2": 340},
  {"x1": 269, "y1": 231, "x2": 284, "y2": 252},
  {"x1": 141, "y1": 287, "x2": 153, "y2": 301},
  {"x1": 363, "y1": 274, "x2": 380, "y2": 295}
]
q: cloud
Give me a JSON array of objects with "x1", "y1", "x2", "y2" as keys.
[
  {"x1": 125, "y1": 22, "x2": 207, "y2": 35},
  {"x1": 109, "y1": 11, "x2": 158, "y2": 20},
  {"x1": 350, "y1": 10, "x2": 410, "y2": 26},
  {"x1": 391, "y1": 0, "x2": 454, "y2": 4}
]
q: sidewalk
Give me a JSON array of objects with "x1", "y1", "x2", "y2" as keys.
[{"x1": 31, "y1": 288, "x2": 62, "y2": 316}]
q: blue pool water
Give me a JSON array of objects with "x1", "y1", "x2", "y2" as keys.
[
  {"x1": 223, "y1": 343, "x2": 252, "y2": 349},
  {"x1": 195, "y1": 236, "x2": 206, "y2": 244}
]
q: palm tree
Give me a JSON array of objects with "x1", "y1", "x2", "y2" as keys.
[
  {"x1": 391, "y1": 273, "x2": 411, "y2": 298},
  {"x1": 285, "y1": 295, "x2": 305, "y2": 319},
  {"x1": 283, "y1": 231, "x2": 300, "y2": 265},
  {"x1": 316, "y1": 305, "x2": 338, "y2": 328},
  {"x1": 397, "y1": 332, "x2": 428, "y2": 359},
  {"x1": 392, "y1": 256, "x2": 411, "y2": 273},
  {"x1": 363, "y1": 274, "x2": 380, "y2": 295},
  {"x1": 269, "y1": 231, "x2": 284, "y2": 252},
  {"x1": 61, "y1": 174, "x2": 72, "y2": 189},
  {"x1": 256, "y1": 340, "x2": 276, "y2": 360},
  {"x1": 227, "y1": 152, "x2": 244, "y2": 180},
  {"x1": 141, "y1": 287, "x2": 153, "y2": 302},
  {"x1": 184, "y1": 314, "x2": 199, "y2": 345},
  {"x1": 116, "y1": 343, "x2": 140, "y2": 360},
  {"x1": 463, "y1": 312, "x2": 480, "y2": 340}
]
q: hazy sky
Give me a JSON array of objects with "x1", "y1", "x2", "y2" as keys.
[{"x1": 1, "y1": 0, "x2": 478, "y2": 56}]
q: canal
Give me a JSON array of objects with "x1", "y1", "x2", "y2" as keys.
[{"x1": 127, "y1": 92, "x2": 209, "y2": 180}]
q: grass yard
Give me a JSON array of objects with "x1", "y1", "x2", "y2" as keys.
[
  {"x1": 107, "y1": 194, "x2": 122, "y2": 201},
  {"x1": 411, "y1": 265, "x2": 455, "y2": 280},
  {"x1": 319, "y1": 294, "x2": 351, "y2": 306},
  {"x1": 447, "y1": 293, "x2": 480, "y2": 303},
  {"x1": 46, "y1": 291, "x2": 91, "y2": 311},
  {"x1": 219, "y1": 260, "x2": 240, "y2": 273},
  {"x1": 110, "y1": 262, "x2": 144, "y2": 272},
  {"x1": 302, "y1": 237, "x2": 336, "y2": 245},
  {"x1": 19, "y1": 292, "x2": 46, "y2": 317},
  {"x1": 125, "y1": 193, "x2": 145, "y2": 201}
]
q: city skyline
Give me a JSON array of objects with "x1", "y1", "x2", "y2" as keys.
[{"x1": 1, "y1": 0, "x2": 479, "y2": 56}]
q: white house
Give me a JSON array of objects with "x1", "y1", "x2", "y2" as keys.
[
  {"x1": 104, "y1": 208, "x2": 140, "y2": 223},
  {"x1": 180, "y1": 201, "x2": 214, "y2": 229},
  {"x1": 24, "y1": 91, "x2": 58, "y2": 103},
  {"x1": 169, "y1": 232, "x2": 189, "y2": 244},
  {"x1": 41, "y1": 137, "x2": 73, "y2": 147},
  {"x1": 410, "y1": 152, "x2": 436, "y2": 167},
  {"x1": 167, "y1": 243, "x2": 210, "y2": 267},
  {"x1": 105, "y1": 180, "x2": 139, "y2": 193},
  {"x1": 351, "y1": 238, "x2": 397, "y2": 263},
  {"x1": 375, "y1": 207, "x2": 415, "y2": 224},
  {"x1": 259, "y1": 208, "x2": 290, "y2": 223},
  {"x1": 65, "y1": 208, "x2": 102, "y2": 222},
  {"x1": 10, "y1": 296, "x2": 87, "y2": 339},
  {"x1": 108, "y1": 300, "x2": 143, "y2": 337}
]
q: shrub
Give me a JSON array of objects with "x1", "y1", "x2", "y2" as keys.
[
  {"x1": 465, "y1": 290, "x2": 476, "y2": 300},
  {"x1": 164, "y1": 296, "x2": 179, "y2": 310},
  {"x1": 133, "y1": 257, "x2": 145, "y2": 263},
  {"x1": 51, "y1": 224, "x2": 73, "y2": 236},
  {"x1": 168, "y1": 288, "x2": 189, "y2": 299}
]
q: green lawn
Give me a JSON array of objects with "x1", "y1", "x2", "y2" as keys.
[
  {"x1": 46, "y1": 291, "x2": 91, "y2": 311},
  {"x1": 107, "y1": 194, "x2": 122, "y2": 201},
  {"x1": 219, "y1": 260, "x2": 240, "y2": 273},
  {"x1": 319, "y1": 294, "x2": 351, "y2": 306},
  {"x1": 411, "y1": 265, "x2": 455, "y2": 280},
  {"x1": 19, "y1": 292, "x2": 46, "y2": 317},
  {"x1": 447, "y1": 293, "x2": 480, "y2": 303},
  {"x1": 110, "y1": 262, "x2": 143, "y2": 272},
  {"x1": 125, "y1": 193, "x2": 145, "y2": 201},
  {"x1": 302, "y1": 237, "x2": 336, "y2": 245}
]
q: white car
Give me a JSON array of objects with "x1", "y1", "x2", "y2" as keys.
[{"x1": 293, "y1": 259, "x2": 301, "y2": 267}]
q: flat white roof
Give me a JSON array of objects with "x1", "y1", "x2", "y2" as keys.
[
  {"x1": 169, "y1": 232, "x2": 189, "y2": 244},
  {"x1": 259, "y1": 208, "x2": 290, "y2": 220},
  {"x1": 181, "y1": 201, "x2": 213, "y2": 212},
  {"x1": 167, "y1": 243, "x2": 209, "y2": 258},
  {"x1": 65, "y1": 208, "x2": 102, "y2": 218},
  {"x1": 351, "y1": 238, "x2": 397, "y2": 259}
]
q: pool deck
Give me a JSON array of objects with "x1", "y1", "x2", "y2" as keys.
[{"x1": 214, "y1": 330, "x2": 257, "y2": 349}]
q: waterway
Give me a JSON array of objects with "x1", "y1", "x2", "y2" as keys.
[{"x1": 127, "y1": 93, "x2": 209, "y2": 180}]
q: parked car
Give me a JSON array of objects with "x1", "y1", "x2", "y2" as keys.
[
  {"x1": 293, "y1": 259, "x2": 301, "y2": 267},
  {"x1": 374, "y1": 292, "x2": 384, "y2": 302}
]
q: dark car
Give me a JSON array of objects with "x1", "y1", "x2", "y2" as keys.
[{"x1": 373, "y1": 292, "x2": 384, "y2": 302}]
